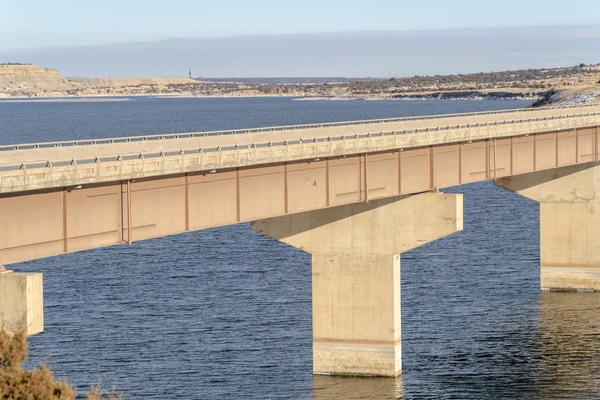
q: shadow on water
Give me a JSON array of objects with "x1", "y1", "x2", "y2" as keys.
[
  {"x1": 310, "y1": 293, "x2": 600, "y2": 400},
  {"x1": 533, "y1": 292, "x2": 600, "y2": 399},
  {"x1": 312, "y1": 375, "x2": 405, "y2": 400}
]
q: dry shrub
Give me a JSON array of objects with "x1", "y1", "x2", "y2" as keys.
[
  {"x1": 1, "y1": 327, "x2": 121, "y2": 399},
  {"x1": 0, "y1": 327, "x2": 75, "y2": 399},
  {"x1": 86, "y1": 382, "x2": 122, "y2": 400}
]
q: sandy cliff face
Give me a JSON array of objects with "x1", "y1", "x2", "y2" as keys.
[
  {"x1": 0, "y1": 65, "x2": 198, "y2": 97},
  {"x1": 0, "y1": 64, "x2": 77, "y2": 94}
]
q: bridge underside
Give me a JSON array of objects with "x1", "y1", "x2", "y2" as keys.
[
  {"x1": 252, "y1": 192, "x2": 463, "y2": 376},
  {"x1": 497, "y1": 163, "x2": 600, "y2": 291}
]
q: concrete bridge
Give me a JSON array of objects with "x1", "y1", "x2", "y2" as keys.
[{"x1": 1, "y1": 104, "x2": 600, "y2": 377}]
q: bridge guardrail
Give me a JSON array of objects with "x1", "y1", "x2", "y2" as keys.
[
  {"x1": 0, "y1": 103, "x2": 598, "y2": 152},
  {"x1": 1, "y1": 109, "x2": 599, "y2": 175}
]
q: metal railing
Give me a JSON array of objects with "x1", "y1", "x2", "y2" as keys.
[
  {"x1": 2, "y1": 109, "x2": 599, "y2": 173},
  {"x1": 1, "y1": 103, "x2": 598, "y2": 152}
]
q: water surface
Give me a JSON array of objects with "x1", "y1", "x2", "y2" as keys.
[{"x1": 1, "y1": 97, "x2": 599, "y2": 399}]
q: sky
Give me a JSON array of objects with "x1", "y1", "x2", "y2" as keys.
[{"x1": 2, "y1": 0, "x2": 600, "y2": 50}]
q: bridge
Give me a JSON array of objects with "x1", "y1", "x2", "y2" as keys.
[{"x1": 1, "y1": 103, "x2": 600, "y2": 377}]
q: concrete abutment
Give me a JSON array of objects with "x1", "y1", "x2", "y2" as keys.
[
  {"x1": 0, "y1": 270, "x2": 44, "y2": 336},
  {"x1": 251, "y1": 192, "x2": 463, "y2": 376},
  {"x1": 496, "y1": 163, "x2": 600, "y2": 291}
]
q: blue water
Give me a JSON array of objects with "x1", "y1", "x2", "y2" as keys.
[{"x1": 1, "y1": 97, "x2": 599, "y2": 399}]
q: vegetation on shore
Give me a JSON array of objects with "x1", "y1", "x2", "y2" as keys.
[
  {"x1": 1, "y1": 63, "x2": 599, "y2": 105},
  {"x1": 0, "y1": 327, "x2": 120, "y2": 400}
]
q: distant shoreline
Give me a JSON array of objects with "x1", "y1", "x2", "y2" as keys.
[
  {"x1": 0, "y1": 92, "x2": 537, "y2": 103},
  {"x1": 0, "y1": 97, "x2": 132, "y2": 103},
  {"x1": 0, "y1": 89, "x2": 596, "y2": 108},
  {"x1": 0, "y1": 93, "x2": 299, "y2": 102},
  {"x1": 293, "y1": 95, "x2": 539, "y2": 101}
]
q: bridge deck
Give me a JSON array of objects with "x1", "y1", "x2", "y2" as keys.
[
  {"x1": 1, "y1": 103, "x2": 599, "y2": 194},
  {"x1": 2, "y1": 104, "x2": 599, "y2": 168},
  {"x1": 1, "y1": 104, "x2": 600, "y2": 265}
]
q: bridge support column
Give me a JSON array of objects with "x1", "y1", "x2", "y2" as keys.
[
  {"x1": 0, "y1": 270, "x2": 44, "y2": 336},
  {"x1": 251, "y1": 192, "x2": 463, "y2": 376},
  {"x1": 496, "y1": 163, "x2": 600, "y2": 291}
]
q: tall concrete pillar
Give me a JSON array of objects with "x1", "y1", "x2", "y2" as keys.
[
  {"x1": 496, "y1": 163, "x2": 600, "y2": 291},
  {"x1": 0, "y1": 269, "x2": 44, "y2": 336},
  {"x1": 251, "y1": 193, "x2": 463, "y2": 377}
]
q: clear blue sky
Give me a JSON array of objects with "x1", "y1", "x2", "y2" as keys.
[{"x1": 2, "y1": 0, "x2": 600, "y2": 50}]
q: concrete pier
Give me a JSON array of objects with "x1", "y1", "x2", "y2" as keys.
[
  {"x1": 251, "y1": 192, "x2": 463, "y2": 376},
  {"x1": 496, "y1": 163, "x2": 600, "y2": 291},
  {"x1": 0, "y1": 271, "x2": 44, "y2": 335}
]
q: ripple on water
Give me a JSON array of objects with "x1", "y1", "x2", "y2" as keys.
[{"x1": 4, "y1": 98, "x2": 600, "y2": 399}]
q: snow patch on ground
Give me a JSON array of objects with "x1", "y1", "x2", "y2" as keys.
[{"x1": 550, "y1": 89, "x2": 600, "y2": 106}]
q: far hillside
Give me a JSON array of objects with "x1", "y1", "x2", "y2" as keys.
[
  {"x1": 0, "y1": 64, "x2": 75, "y2": 96},
  {"x1": 0, "y1": 63, "x2": 599, "y2": 105},
  {"x1": 0, "y1": 64, "x2": 196, "y2": 97}
]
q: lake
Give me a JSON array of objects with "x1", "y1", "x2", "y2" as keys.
[{"x1": 1, "y1": 97, "x2": 599, "y2": 399}]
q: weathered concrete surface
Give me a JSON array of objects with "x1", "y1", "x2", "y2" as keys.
[
  {"x1": 0, "y1": 272, "x2": 44, "y2": 335},
  {"x1": 251, "y1": 192, "x2": 463, "y2": 376},
  {"x1": 311, "y1": 253, "x2": 402, "y2": 376},
  {"x1": 496, "y1": 163, "x2": 600, "y2": 291}
]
